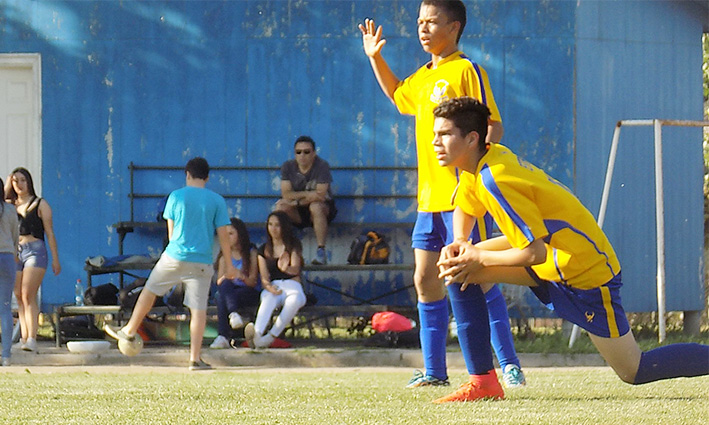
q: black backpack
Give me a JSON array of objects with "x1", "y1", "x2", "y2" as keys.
[
  {"x1": 347, "y1": 231, "x2": 390, "y2": 265},
  {"x1": 84, "y1": 283, "x2": 119, "y2": 306}
]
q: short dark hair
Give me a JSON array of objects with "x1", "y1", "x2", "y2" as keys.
[
  {"x1": 433, "y1": 97, "x2": 490, "y2": 152},
  {"x1": 185, "y1": 157, "x2": 210, "y2": 180},
  {"x1": 294, "y1": 135, "x2": 316, "y2": 150},
  {"x1": 422, "y1": 0, "x2": 466, "y2": 43}
]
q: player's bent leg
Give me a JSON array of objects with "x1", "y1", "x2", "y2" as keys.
[
  {"x1": 588, "y1": 331, "x2": 709, "y2": 384},
  {"x1": 589, "y1": 331, "x2": 642, "y2": 383},
  {"x1": 448, "y1": 282, "x2": 493, "y2": 375},
  {"x1": 632, "y1": 343, "x2": 709, "y2": 384},
  {"x1": 411, "y1": 249, "x2": 449, "y2": 386}
]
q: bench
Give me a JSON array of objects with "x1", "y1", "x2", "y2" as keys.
[
  {"x1": 80, "y1": 260, "x2": 417, "y2": 341},
  {"x1": 79, "y1": 162, "x2": 418, "y2": 342}
]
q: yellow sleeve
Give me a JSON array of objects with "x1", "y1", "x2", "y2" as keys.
[
  {"x1": 478, "y1": 173, "x2": 548, "y2": 249},
  {"x1": 393, "y1": 74, "x2": 418, "y2": 116},
  {"x1": 452, "y1": 173, "x2": 487, "y2": 218}
]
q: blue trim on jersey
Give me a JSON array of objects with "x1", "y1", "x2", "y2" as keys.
[
  {"x1": 460, "y1": 54, "x2": 487, "y2": 105},
  {"x1": 479, "y1": 164, "x2": 535, "y2": 243},
  {"x1": 544, "y1": 219, "x2": 618, "y2": 277}
]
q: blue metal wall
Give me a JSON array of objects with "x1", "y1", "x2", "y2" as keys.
[
  {"x1": 0, "y1": 0, "x2": 704, "y2": 313},
  {"x1": 575, "y1": 0, "x2": 706, "y2": 312}
]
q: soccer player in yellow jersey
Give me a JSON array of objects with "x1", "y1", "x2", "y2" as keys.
[
  {"x1": 432, "y1": 96, "x2": 708, "y2": 401},
  {"x1": 360, "y1": 0, "x2": 523, "y2": 396}
]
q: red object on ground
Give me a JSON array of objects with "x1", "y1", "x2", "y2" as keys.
[
  {"x1": 240, "y1": 337, "x2": 292, "y2": 349},
  {"x1": 371, "y1": 311, "x2": 413, "y2": 333}
]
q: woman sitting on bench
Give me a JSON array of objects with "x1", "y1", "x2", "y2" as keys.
[{"x1": 244, "y1": 211, "x2": 306, "y2": 348}]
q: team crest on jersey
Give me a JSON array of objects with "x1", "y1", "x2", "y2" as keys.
[
  {"x1": 585, "y1": 311, "x2": 595, "y2": 323},
  {"x1": 430, "y1": 79, "x2": 450, "y2": 103}
]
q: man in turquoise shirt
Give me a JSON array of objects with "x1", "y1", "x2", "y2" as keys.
[{"x1": 107, "y1": 157, "x2": 236, "y2": 370}]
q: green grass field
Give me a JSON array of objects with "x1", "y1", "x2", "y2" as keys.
[{"x1": 0, "y1": 367, "x2": 706, "y2": 424}]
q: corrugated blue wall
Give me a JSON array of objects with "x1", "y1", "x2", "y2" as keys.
[
  {"x1": 0, "y1": 0, "x2": 704, "y2": 313},
  {"x1": 575, "y1": 0, "x2": 706, "y2": 312}
]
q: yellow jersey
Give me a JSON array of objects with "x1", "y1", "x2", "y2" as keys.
[
  {"x1": 454, "y1": 144, "x2": 620, "y2": 290},
  {"x1": 393, "y1": 51, "x2": 501, "y2": 212}
]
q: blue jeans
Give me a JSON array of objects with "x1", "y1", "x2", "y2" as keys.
[
  {"x1": 0, "y1": 253, "x2": 16, "y2": 359},
  {"x1": 215, "y1": 281, "x2": 260, "y2": 337}
]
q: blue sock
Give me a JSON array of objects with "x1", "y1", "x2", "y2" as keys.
[
  {"x1": 448, "y1": 282, "x2": 494, "y2": 375},
  {"x1": 634, "y1": 343, "x2": 709, "y2": 384},
  {"x1": 486, "y1": 285, "x2": 520, "y2": 370},
  {"x1": 418, "y1": 298, "x2": 449, "y2": 380}
]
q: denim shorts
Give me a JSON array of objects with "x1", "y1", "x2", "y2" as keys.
[{"x1": 17, "y1": 240, "x2": 48, "y2": 271}]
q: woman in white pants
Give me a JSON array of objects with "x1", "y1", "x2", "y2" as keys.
[{"x1": 245, "y1": 211, "x2": 306, "y2": 348}]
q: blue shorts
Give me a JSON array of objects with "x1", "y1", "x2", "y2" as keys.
[
  {"x1": 411, "y1": 211, "x2": 455, "y2": 252},
  {"x1": 526, "y1": 269, "x2": 630, "y2": 338},
  {"x1": 411, "y1": 211, "x2": 493, "y2": 251},
  {"x1": 17, "y1": 240, "x2": 48, "y2": 271}
]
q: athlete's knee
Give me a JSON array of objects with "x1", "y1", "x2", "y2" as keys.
[{"x1": 616, "y1": 368, "x2": 638, "y2": 384}]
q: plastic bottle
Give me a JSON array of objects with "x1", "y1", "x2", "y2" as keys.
[{"x1": 75, "y1": 279, "x2": 84, "y2": 306}]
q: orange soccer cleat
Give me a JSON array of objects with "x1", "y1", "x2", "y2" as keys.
[{"x1": 432, "y1": 370, "x2": 505, "y2": 403}]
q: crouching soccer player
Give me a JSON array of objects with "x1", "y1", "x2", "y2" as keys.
[{"x1": 431, "y1": 96, "x2": 708, "y2": 402}]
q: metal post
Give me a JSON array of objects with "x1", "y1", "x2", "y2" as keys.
[
  {"x1": 653, "y1": 120, "x2": 667, "y2": 343},
  {"x1": 569, "y1": 121, "x2": 624, "y2": 348},
  {"x1": 129, "y1": 162, "x2": 135, "y2": 221}
]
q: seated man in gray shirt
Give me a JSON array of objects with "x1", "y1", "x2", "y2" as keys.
[{"x1": 275, "y1": 135, "x2": 337, "y2": 265}]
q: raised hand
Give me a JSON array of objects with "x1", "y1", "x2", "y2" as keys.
[{"x1": 358, "y1": 18, "x2": 386, "y2": 58}]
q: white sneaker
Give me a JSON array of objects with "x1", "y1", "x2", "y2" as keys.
[
  {"x1": 2, "y1": 358, "x2": 10, "y2": 367},
  {"x1": 22, "y1": 338, "x2": 37, "y2": 352},
  {"x1": 254, "y1": 332, "x2": 275, "y2": 349},
  {"x1": 243, "y1": 323, "x2": 256, "y2": 348},
  {"x1": 229, "y1": 312, "x2": 244, "y2": 329},
  {"x1": 209, "y1": 335, "x2": 230, "y2": 349}
]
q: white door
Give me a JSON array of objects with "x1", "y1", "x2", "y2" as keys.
[
  {"x1": 0, "y1": 53, "x2": 42, "y2": 193},
  {"x1": 0, "y1": 54, "x2": 41, "y2": 319}
]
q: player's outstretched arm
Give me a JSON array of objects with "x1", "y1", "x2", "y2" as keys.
[{"x1": 358, "y1": 18, "x2": 400, "y2": 102}]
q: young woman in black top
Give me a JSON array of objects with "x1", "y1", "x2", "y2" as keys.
[
  {"x1": 244, "y1": 211, "x2": 306, "y2": 348},
  {"x1": 4, "y1": 167, "x2": 61, "y2": 352}
]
